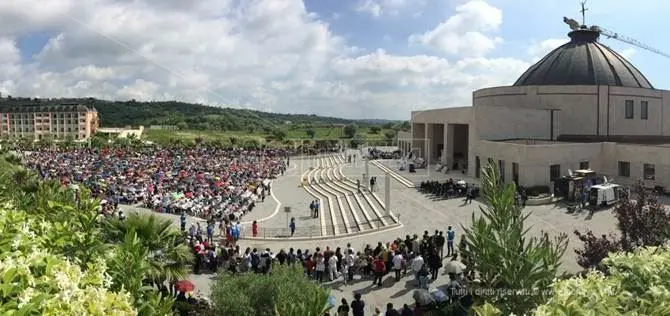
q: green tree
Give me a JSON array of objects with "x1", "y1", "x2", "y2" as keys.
[
  {"x1": 369, "y1": 126, "x2": 381, "y2": 134},
  {"x1": 349, "y1": 134, "x2": 364, "y2": 148},
  {"x1": 103, "y1": 214, "x2": 192, "y2": 287},
  {"x1": 343, "y1": 124, "x2": 357, "y2": 138},
  {"x1": 211, "y1": 264, "x2": 329, "y2": 316},
  {"x1": 574, "y1": 181, "x2": 670, "y2": 269},
  {"x1": 384, "y1": 130, "x2": 396, "y2": 141},
  {"x1": 464, "y1": 162, "x2": 568, "y2": 315},
  {"x1": 306, "y1": 128, "x2": 316, "y2": 139},
  {"x1": 478, "y1": 246, "x2": 670, "y2": 315},
  {"x1": 272, "y1": 129, "x2": 287, "y2": 141}
]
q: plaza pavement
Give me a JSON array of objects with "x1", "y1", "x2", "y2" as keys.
[{"x1": 122, "y1": 156, "x2": 622, "y2": 313}]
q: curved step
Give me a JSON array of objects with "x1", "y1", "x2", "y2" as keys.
[
  {"x1": 324, "y1": 160, "x2": 381, "y2": 229},
  {"x1": 300, "y1": 168, "x2": 328, "y2": 236},
  {"x1": 369, "y1": 160, "x2": 414, "y2": 187},
  {"x1": 323, "y1": 155, "x2": 380, "y2": 230},
  {"x1": 314, "y1": 161, "x2": 347, "y2": 234},
  {"x1": 317, "y1": 167, "x2": 355, "y2": 233},
  {"x1": 335, "y1": 164, "x2": 399, "y2": 224},
  {"x1": 322, "y1": 166, "x2": 369, "y2": 231},
  {"x1": 308, "y1": 162, "x2": 339, "y2": 235}
]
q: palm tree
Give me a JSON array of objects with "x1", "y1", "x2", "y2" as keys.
[{"x1": 103, "y1": 213, "x2": 192, "y2": 288}]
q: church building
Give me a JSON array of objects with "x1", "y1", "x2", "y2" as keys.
[{"x1": 400, "y1": 26, "x2": 670, "y2": 190}]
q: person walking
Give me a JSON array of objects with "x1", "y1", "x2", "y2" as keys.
[
  {"x1": 252, "y1": 220, "x2": 258, "y2": 238},
  {"x1": 392, "y1": 251, "x2": 403, "y2": 282},
  {"x1": 446, "y1": 226, "x2": 455, "y2": 257},
  {"x1": 351, "y1": 293, "x2": 365, "y2": 316},
  {"x1": 289, "y1": 217, "x2": 296, "y2": 237},
  {"x1": 309, "y1": 200, "x2": 315, "y2": 217},
  {"x1": 315, "y1": 254, "x2": 326, "y2": 282},
  {"x1": 337, "y1": 298, "x2": 350, "y2": 316},
  {"x1": 411, "y1": 253, "x2": 424, "y2": 287},
  {"x1": 180, "y1": 212, "x2": 187, "y2": 232},
  {"x1": 314, "y1": 200, "x2": 320, "y2": 218},
  {"x1": 372, "y1": 256, "x2": 385, "y2": 287},
  {"x1": 344, "y1": 249, "x2": 356, "y2": 283},
  {"x1": 435, "y1": 231, "x2": 446, "y2": 258},
  {"x1": 328, "y1": 252, "x2": 339, "y2": 281}
]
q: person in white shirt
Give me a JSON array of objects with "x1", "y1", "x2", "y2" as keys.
[
  {"x1": 411, "y1": 254, "x2": 424, "y2": 286},
  {"x1": 343, "y1": 250, "x2": 356, "y2": 284},
  {"x1": 392, "y1": 252, "x2": 404, "y2": 282},
  {"x1": 328, "y1": 254, "x2": 339, "y2": 281}
]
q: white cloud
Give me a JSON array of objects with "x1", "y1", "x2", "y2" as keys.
[
  {"x1": 527, "y1": 38, "x2": 565, "y2": 58},
  {"x1": 409, "y1": 0, "x2": 504, "y2": 57},
  {"x1": 0, "y1": 0, "x2": 538, "y2": 119},
  {"x1": 355, "y1": 0, "x2": 420, "y2": 18},
  {"x1": 620, "y1": 47, "x2": 636, "y2": 59}
]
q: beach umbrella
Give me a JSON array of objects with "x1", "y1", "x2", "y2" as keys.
[
  {"x1": 413, "y1": 289, "x2": 435, "y2": 306},
  {"x1": 326, "y1": 295, "x2": 337, "y2": 309},
  {"x1": 444, "y1": 260, "x2": 467, "y2": 275},
  {"x1": 175, "y1": 280, "x2": 195, "y2": 292}
]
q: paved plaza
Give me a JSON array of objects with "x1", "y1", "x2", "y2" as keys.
[{"x1": 123, "y1": 155, "x2": 622, "y2": 313}]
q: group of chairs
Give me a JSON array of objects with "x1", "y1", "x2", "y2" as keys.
[{"x1": 419, "y1": 179, "x2": 479, "y2": 200}]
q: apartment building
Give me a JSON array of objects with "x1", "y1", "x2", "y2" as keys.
[{"x1": 0, "y1": 103, "x2": 99, "y2": 140}]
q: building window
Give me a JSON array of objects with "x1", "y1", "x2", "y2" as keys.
[
  {"x1": 498, "y1": 160, "x2": 505, "y2": 182},
  {"x1": 512, "y1": 163, "x2": 519, "y2": 185},
  {"x1": 644, "y1": 163, "x2": 655, "y2": 180},
  {"x1": 475, "y1": 156, "x2": 481, "y2": 178},
  {"x1": 641, "y1": 101, "x2": 648, "y2": 120},
  {"x1": 550, "y1": 164, "x2": 561, "y2": 181},
  {"x1": 579, "y1": 161, "x2": 589, "y2": 170},
  {"x1": 618, "y1": 161, "x2": 630, "y2": 177},
  {"x1": 625, "y1": 100, "x2": 634, "y2": 119}
]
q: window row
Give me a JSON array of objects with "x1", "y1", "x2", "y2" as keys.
[
  {"x1": 624, "y1": 100, "x2": 648, "y2": 120},
  {"x1": 617, "y1": 161, "x2": 656, "y2": 180}
]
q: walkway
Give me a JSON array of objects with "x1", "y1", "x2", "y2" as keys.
[{"x1": 122, "y1": 157, "x2": 622, "y2": 313}]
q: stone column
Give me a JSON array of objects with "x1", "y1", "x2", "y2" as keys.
[
  {"x1": 424, "y1": 124, "x2": 429, "y2": 161},
  {"x1": 365, "y1": 159, "x2": 369, "y2": 177},
  {"x1": 385, "y1": 172, "x2": 391, "y2": 214}
]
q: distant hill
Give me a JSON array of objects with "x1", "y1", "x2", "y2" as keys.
[{"x1": 0, "y1": 96, "x2": 393, "y2": 131}]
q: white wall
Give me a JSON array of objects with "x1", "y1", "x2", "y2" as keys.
[
  {"x1": 474, "y1": 106, "x2": 553, "y2": 140},
  {"x1": 473, "y1": 85, "x2": 670, "y2": 137}
]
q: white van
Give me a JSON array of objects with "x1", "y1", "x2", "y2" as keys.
[{"x1": 589, "y1": 183, "x2": 625, "y2": 207}]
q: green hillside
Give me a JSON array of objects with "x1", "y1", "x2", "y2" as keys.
[{"x1": 0, "y1": 96, "x2": 396, "y2": 130}]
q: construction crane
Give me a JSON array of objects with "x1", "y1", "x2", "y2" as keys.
[
  {"x1": 591, "y1": 25, "x2": 670, "y2": 59},
  {"x1": 562, "y1": 1, "x2": 670, "y2": 59}
]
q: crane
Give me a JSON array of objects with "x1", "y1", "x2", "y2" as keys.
[
  {"x1": 562, "y1": 17, "x2": 670, "y2": 59},
  {"x1": 590, "y1": 25, "x2": 670, "y2": 59},
  {"x1": 562, "y1": 1, "x2": 670, "y2": 59}
]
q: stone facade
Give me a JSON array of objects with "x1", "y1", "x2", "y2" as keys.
[{"x1": 402, "y1": 85, "x2": 670, "y2": 191}]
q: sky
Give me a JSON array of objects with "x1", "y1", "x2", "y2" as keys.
[{"x1": 0, "y1": 0, "x2": 669, "y2": 120}]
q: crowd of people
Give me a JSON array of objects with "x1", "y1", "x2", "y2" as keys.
[
  {"x1": 21, "y1": 147, "x2": 289, "y2": 221},
  {"x1": 187, "y1": 224, "x2": 471, "y2": 315}
]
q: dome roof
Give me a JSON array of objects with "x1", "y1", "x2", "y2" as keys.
[{"x1": 514, "y1": 29, "x2": 653, "y2": 89}]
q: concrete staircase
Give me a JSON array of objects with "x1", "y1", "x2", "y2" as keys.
[{"x1": 299, "y1": 154, "x2": 401, "y2": 238}]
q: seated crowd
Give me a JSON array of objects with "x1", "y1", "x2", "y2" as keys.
[
  {"x1": 188, "y1": 227, "x2": 472, "y2": 315},
  {"x1": 419, "y1": 179, "x2": 479, "y2": 202},
  {"x1": 21, "y1": 147, "x2": 288, "y2": 221}
]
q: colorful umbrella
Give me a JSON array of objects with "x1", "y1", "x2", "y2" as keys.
[{"x1": 175, "y1": 280, "x2": 195, "y2": 292}]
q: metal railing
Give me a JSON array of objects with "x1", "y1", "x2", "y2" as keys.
[{"x1": 238, "y1": 217, "x2": 394, "y2": 238}]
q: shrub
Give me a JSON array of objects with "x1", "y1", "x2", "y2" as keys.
[
  {"x1": 0, "y1": 204, "x2": 136, "y2": 315},
  {"x1": 211, "y1": 264, "x2": 329, "y2": 316},
  {"x1": 525, "y1": 185, "x2": 550, "y2": 197}
]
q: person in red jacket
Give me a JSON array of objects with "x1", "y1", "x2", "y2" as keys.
[
  {"x1": 372, "y1": 256, "x2": 385, "y2": 287},
  {"x1": 252, "y1": 220, "x2": 258, "y2": 237}
]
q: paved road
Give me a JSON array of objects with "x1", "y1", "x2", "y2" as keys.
[{"x1": 123, "y1": 157, "x2": 622, "y2": 313}]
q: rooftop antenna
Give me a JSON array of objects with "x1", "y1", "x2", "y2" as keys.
[{"x1": 579, "y1": 1, "x2": 588, "y2": 27}]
